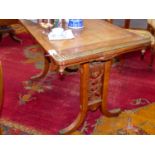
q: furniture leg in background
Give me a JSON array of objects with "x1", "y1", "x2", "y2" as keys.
[
  {"x1": 0, "y1": 33, "x2": 2, "y2": 42},
  {"x1": 0, "y1": 26, "x2": 22, "y2": 44}
]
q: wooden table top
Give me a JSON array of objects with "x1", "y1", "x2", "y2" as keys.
[{"x1": 20, "y1": 19, "x2": 151, "y2": 67}]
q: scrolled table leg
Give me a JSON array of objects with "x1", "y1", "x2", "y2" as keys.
[
  {"x1": 59, "y1": 63, "x2": 89, "y2": 134},
  {"x1": 30, "y1": 54, "x2": 51, "y2": 81},
  {"x1": 101, "y1": 60, "x2": 122, "y2": 117}
]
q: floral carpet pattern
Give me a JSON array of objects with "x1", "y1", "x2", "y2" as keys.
[
  {"x1": 19, "y1": 44, "x2": 53, "y2": 104},
  {"x1": 0, "y1": 24, "x2": 155, "y2": 135},
  {"x1": 92, "y1": 103, "x2": 155, "y2": 135}
]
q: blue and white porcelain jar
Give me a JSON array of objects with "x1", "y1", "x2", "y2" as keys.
[{"x1": 68, "y1": 19, "x2": 84, "y2": 29}]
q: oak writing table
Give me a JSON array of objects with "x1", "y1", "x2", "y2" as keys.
[{"x1": 20, "y1": 19, "x2": 151, "y2": 134}]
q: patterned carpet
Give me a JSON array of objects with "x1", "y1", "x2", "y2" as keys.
[{"x1": 0, "y1": 24, "x2": 155, "y2": 135}]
